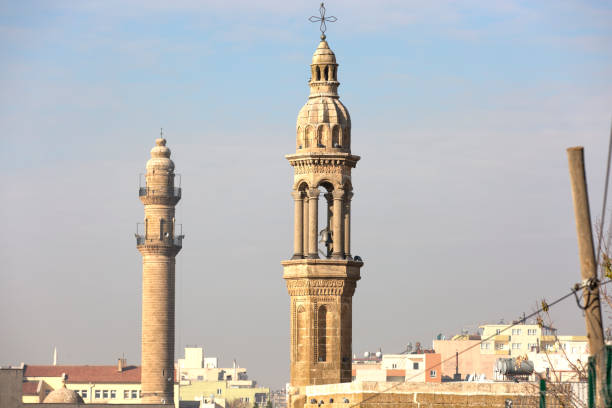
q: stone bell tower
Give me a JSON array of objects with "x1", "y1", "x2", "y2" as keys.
[
  {"x1": 136, "y1": 136, "x2": 183, "y2": 404},
  {"x1": 282, "y1": 32, "x2": 363, "y2": 387}
]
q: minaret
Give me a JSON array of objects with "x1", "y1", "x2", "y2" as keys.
[
  {"x1": 136, "y1": 136, "x2": 183, "y2": 404},
  {"x1": 282, "y1": 32, "x2": 363, "y2": 387}
]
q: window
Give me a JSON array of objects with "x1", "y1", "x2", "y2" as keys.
[
  {"x1": 95, "y1": 390, "x2": 101, "y2": 399},
  {"x1": 481, "y1": 343, "x2": 490, "y2": 350},
  {"x1": 512, "y1": 329, "x2": 521, "y2": 335},
  {"x1": 110, "y1": 390, "x2": 116, "y2": 399},
  {"x1": 528, "y1": 343, "x2": 537, "y2": 350},
  {"x1": 103, "y1": 390, "x2": 109, "y2": 399},
  {"x1": 197, "y1": 375, "x2": 204, "y2": 381},
  {"x1": 430, "y1": 370, "x2": 437, "y2": 378},
  {"x1": 317, "y1": 306, "x2": 327, "y2": 362},
  {"x1": 495, "y1": 329, "x2": 501, "y2": 335},
  {"x1": 544, "y1": 344, "x2": 553, "y2": 351},
  {"x1": 392, "y1": 363, "x2": 397, "y2": 368},
  {"x1": 217, "y1": 389, "x2": 222, "y2": 395},
  {"x1": 131, "y1": 390, "x2": 138, "y2": 399},
  {"x1": 495, "y1": 343, "x2": 504, "y2": 350},
  {"x1": 528, "y1": 329, "x2": 537, "y2": 336},
  {"x1": 246, "y1": 397, "x2": 250, "y2": 402},
  {"x1": 81, "y1": 390, "x2": 88, "y2": 399},
  {"x1": 512, "y1": 343, "x2": 522, "y2": 350},
  {"x1": 413, "y1": 362, "x2": 419, "y2": 370},
  {"x1": 139, "y1": 390, "x2": 142, "y2": 398},
  {"x1": 124, "y1": 390, "x2": 129, "y2": 399}
]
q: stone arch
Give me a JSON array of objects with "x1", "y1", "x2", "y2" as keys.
[
  {"x1": 315, "y1": 66, "x2": 321, "y2": 81},
  {"x1": 297, "y1": 305, "x2": 307, "y2": 361},
  {"x1": 317, "y1": 305, "x2": 327, "y2": 362},
  {"x1": 323, "y1": 66, "x2": 329, "y2": 81}
]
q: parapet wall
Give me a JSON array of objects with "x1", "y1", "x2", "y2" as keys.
[{"x1": 290, "y1": 381, "x2": 541, "y2": 408}]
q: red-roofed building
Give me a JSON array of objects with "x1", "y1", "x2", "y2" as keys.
[{"x1": 22, "y1": 359, "x2": 178, "y2": 406}]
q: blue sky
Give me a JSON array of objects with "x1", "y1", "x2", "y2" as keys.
[{"x1": 1, "y1": 0, "x2": 611, "y2": 389}]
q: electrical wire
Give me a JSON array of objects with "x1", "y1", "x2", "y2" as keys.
[
  {"x1": 341, "y1": 279, "x2": 612, "y2": 408},
  {"x1": 596, "y1": 118, "x2": 612, "y2": 268}
]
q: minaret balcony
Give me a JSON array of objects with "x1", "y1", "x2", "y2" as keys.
[
  {"x1": 139, "y1": 187, "x2": 182, "y2": 199},
  {"x1": 135, "y1": 234, "x2": 185, "y2": 248}
]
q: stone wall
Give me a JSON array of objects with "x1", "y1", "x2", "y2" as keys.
[{"x1": 290, "y1": 381, "x2": 542, "y2": 408}]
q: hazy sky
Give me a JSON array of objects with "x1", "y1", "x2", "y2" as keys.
[{"x1": 1, "y1": 0, "x2": 612, "y2": 390}]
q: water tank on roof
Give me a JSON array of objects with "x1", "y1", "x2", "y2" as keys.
[
  {"x1": 496, "y1": 358, "x2": 534, "y2": 375},
  {"x1": 364, "y1": 351, "x2": 370, "y2": 358}
]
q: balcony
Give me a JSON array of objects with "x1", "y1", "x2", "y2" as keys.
[
  {"x1": 139, "y1": 187, "x2": 182, "y2": 198},
  {"x1": 135, "y1": 234, "x2": 184, "y2": 248},
  {"x1": 494, "y1": 335, "x2": 510, "y2": 342},
  {"x1": 541, "y1": 335, "x2": 556, "y2": 342}
]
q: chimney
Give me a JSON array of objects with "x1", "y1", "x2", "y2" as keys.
[{"x1": 117, "y1": 358, "x2": 127, "y2": 372}]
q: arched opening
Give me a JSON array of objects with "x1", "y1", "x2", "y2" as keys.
[
  {"x1": 305, "y1": 126, "x2": 314, "y2": 148},
  {"x1": 318, "y1": 182, "x2": 334, "y2": 258},
  {"x1": 297, "y1": 126, "x2": 304, "y2": 149},
  {"x1": 332, "y1": 66, "x2": 337, "y2": 81},
  {"x1": 316, "y1": 66, "x2": 321, "y2": 81},
  {"x1": 331, "y1": 125, "x2": 340, "y2": 148},
  {"x1": 319, "y1": 125, "x2": 329, "y2": 148},
  {"x1": 318, "y1": 305, "x2": 327, "y2": 362},
  {"x1": 297, "y1": 305, "x2": 307, "y2": 361},
  {"x1": 324, "y1": 66, "x2": 329, "y2": 81}
]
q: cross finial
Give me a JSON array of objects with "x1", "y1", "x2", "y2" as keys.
[
  {"x1": 309, "y1": 2, "x2": 337, "y2": 40},
  {"x1": 160, "y1": 127, "x2": 163, "y2": 138}
]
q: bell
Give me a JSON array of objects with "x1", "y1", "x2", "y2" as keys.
[{"x1": 319, "y1": 228, "x2": 333, "y2": 245}]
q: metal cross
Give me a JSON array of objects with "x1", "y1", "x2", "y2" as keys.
[
  {"x1": 160, "y1": 127, "x2": 163, "y2": 138},
  {"x1": 309, "y1": 2, "x2": 337, "y2": 40}
]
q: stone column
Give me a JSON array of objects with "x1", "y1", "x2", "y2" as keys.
[
  {"x1": 332, "y1": 188, "x2": 345, "y2": 259},
  {"x1": 307, "y1": 188, "x2": 320, "y2": 259},
  {"x1": 344, "y1": 191, "x2": 353, "y2": 259},
  {"x1": 292, "y1": 191, "x2": 304, "y2": 259},
  {"x1": 303, "y1": 194, "x2": 309, "y2": 257}
]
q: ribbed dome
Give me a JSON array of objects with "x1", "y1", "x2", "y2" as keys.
[
  {"x1": 43, "y1": 386, "x2": 84, "y2": 404},
  {"x1": 146, "y1": 137, "x2": 175, "y2": 171},
  {"x1": 297, "y1": 97, "x2": 350, "y2": 128}
]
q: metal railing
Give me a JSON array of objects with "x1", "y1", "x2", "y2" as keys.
[
  {"x1": 135, "y1": 234, "x2": 185, "y2": 248},
  {"x1": 138, "y1": 187, "x2": 182, "y2": 198}
]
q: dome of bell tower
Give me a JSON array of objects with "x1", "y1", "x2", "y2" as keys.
[{"x1": 296, "y1": 38, "x2": 351, "y2": 153}]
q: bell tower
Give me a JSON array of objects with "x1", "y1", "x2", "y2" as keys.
[
  {"x1": 282, "y1": 31, "x2": 363, "y2": 387},
  {"x1": 136, "y1": 135, "x2": 183, "y2": 404}
]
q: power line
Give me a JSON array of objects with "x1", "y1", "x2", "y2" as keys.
[
  {"x1": 343, "y1": 279, "x2": 612, "y2": 407},
  {"x1": 596, "y1": 117, "x2": 612, "y2": 268}
]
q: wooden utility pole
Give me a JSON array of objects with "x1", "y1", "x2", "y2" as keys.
[{"x1": 567, "y1": 146, "x2": 605, "y2": 406}]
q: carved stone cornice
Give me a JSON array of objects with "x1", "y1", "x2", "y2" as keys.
[
  {"x1": 286, "y1": 153, "x2": 360, "y2": 176},
  {"x1": 137, "y1": 243, "x2": 181, "y2": 256},
  {"x1": 139, "y1": 196, "x2": 180, "y2": 206},
  {"x1": 285, "y1": 278, "x2": 356, "y2": 297}
]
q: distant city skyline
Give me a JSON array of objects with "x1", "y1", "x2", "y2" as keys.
[{"x1": 1, "y1": 0, "x2": 611, "y2": 390}]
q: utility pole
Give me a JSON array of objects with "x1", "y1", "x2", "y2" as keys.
[{"x1": 566, "y1": 146, "x2": 605, "y2": 406}]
